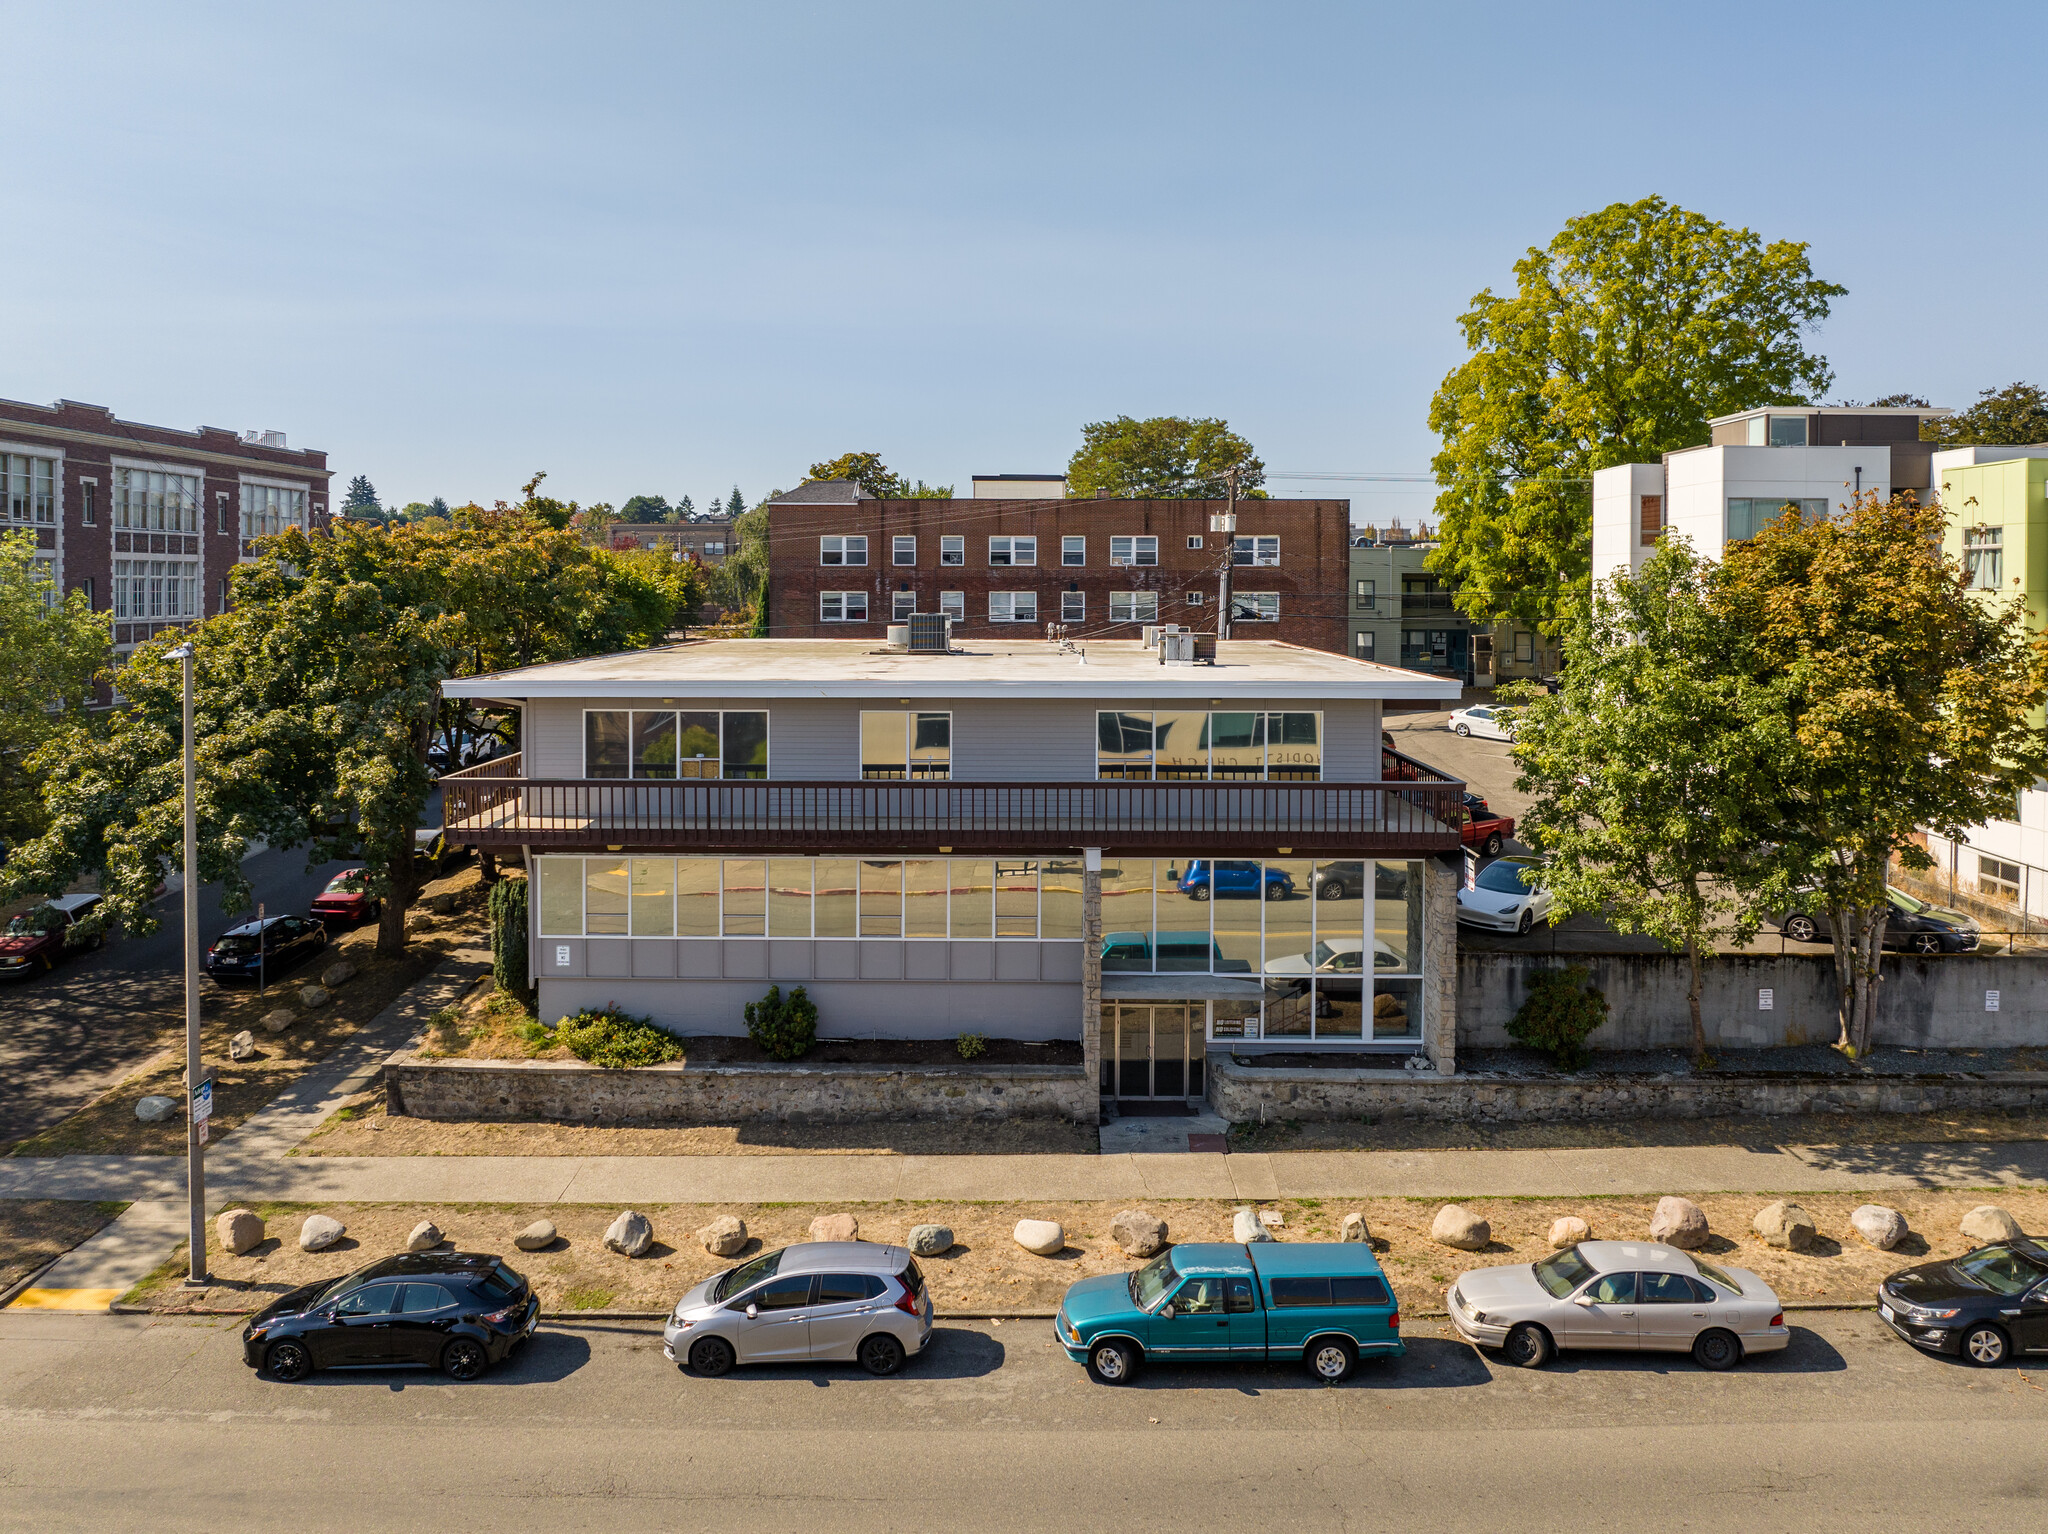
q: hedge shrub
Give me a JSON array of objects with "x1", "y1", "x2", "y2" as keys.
[
  {"x1": 554, "y1": 1005, "x2": 684, "y2": 1069},
  {"x1": 1506, "y1": 965, "x2": 1609, "y2": 1070},
  {"x1": 744, "y1": 984, "x2": 818, "y2": 1060}
]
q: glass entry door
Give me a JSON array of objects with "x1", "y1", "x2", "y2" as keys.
[{"x1": 1101, "y1": 1003, "x2": 1206, "y2": 1100}]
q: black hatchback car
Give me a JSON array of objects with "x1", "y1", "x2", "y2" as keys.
[
  {"x1": 1877, "y1": 1239, "x2": 2048, "y2": 1366},
  {"x1": 244, "y1": 1253, "x2": 539, "y2": 1381},
  {"x1": 204, "y1": 914, "x2": 328, "y2": 984},
  {"x1": 1778, "y1": 886, "x2": 1980, "y2": 955}
]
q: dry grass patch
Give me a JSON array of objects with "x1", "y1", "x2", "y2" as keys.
[
  {"x1": 120, "y1": 1190, "x2": 2048, "y2": 1319},
  {"x1": 0, "y1": 1200, "x2": 129, "y2": 1292}
]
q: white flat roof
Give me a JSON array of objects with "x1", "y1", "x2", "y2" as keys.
[
  {"x1": 444, "y1": 638, "x2": 1461, "y2": 702},
  {"x1": 1707, "y1": 405, "x2": 1951, "y2": 425}
]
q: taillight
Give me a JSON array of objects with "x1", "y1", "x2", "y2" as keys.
[
  {"x1": 894, "y1": 1288, "x2": 921, "y2": 1318},
  {"x1": 1770, "y1": 1312, "x2": 1784, "y2": 1328},
  {"x1": 483, "y1": 1301, "x2": 524, "y2": 1325},
  {"x1": 1388, "y1": 1311, "x2": 1401, "y2": 1330}
]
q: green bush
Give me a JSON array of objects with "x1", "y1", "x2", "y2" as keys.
[
  {"x1": 554, "y1": 1005, "x2": 684, "y2": 1069},
  {"x1": 955, "y1": 1032, "x2": 987, "y2": 1060},
  {"x1": 488, "y1": 875, "x2": 534, "y2": 1008},
  {"x1": 1506, "y1": 966, "x2": 1609, "y2": 1070},
  {"x1": 744, "y1": 984, "x2": 818, "y2": 1060}
]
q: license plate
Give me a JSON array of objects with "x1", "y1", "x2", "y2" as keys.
[{"x1": 1879, "y1": 1305, "x2": 1893, "y2": 1323}]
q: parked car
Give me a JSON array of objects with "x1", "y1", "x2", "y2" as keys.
[
  {"x1": 1102, "y1": 930, "x2": 1254, "y2": 973},
  {"x1": 665, "y1": 1242, "x2": 933, "y2": 1377},
  {"x1": 309, "y1": 869, "x2": 381, "y2": 927},
  {"x1": 1777, "y1": 886, "x2": 1981, "y2": 954},
  {"x1": 1456, "y1": 855, "x2": 1554, "y2": 936},
  {"x1": 0, "y1": 893, "x2": 105, "y2": 980},
  {"x1": 204, "y1": 914, "x2": 329, "y2": 984},
  {"x1": 1308, "y1": 861, "x2": 1409, "y2": 901},
  {"x1": 1179, "y1": 860, "x2": 1295, "y2": 902},
  {"x1": 415, "y1": 827, "x2": 457, "y2": 877},
  {"x1": 1877, "y1": 1238, "x2": 2048, "y2": 1366},
  {"x1": 1055, "y1": 1241, "x2": 1403, "y2": 1385},
  {"x1": 245, "y1": 1252, "x2": 539, "y2": 1382},
  {"x1": 1264, "y1": 937, "x2": 1405, "y2": 975},
  {"x1": 1447, "y1": 1240, "x2": 1787, "y2": 1371},
  {"x1": 1448, "y1": 704, "x2": 1517, "y2": 741},
  {"x1": 1460, "y1": 793, "x2": 1516, "y2": 858}
]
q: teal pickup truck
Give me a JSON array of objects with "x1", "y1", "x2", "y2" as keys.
[{"x1": 1054, "y1": 1242, "x2": 1403, "y2": 1384}]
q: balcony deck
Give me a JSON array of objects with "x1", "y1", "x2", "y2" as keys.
[{"x1": 440, "y1": 751, "x2": 1465, "y2": 857}]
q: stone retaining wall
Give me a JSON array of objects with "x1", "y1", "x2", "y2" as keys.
[
  {"x1": 384, "y1": 1053, "x2": 1096, "y2": 1125},
  {"x1": 1207, "y1": 1053, "x2": 2048, "y2": 1125}
]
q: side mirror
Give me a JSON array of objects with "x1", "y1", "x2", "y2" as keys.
[
  {"x1": 1159, "y1": 1304, "x2": 1176, "y2": 1322},
  {"x1": 1572, "y1": 1296, "x2": 1593, "y2": 1307},
  {"x1": 746, "y1": 1303, "x2": 758, "y2": 1320}
]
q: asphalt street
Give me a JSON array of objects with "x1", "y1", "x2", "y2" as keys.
[{"x1": 1, "y1": 1309, "x2": 2042, "y2": 1531}]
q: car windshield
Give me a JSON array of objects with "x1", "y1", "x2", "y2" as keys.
[
  {"x1": 1130, "y1": 1251, "x2": 1180, "y2": 1310},
  {"x1": 324, "y1": 873, "x2": 366, "y2": 895},
  {"x1": 1689, "y1": 1257, "x2": 1745, "y2": 1294},
  {"x1": 5, "y1": 908, "x2": 61, "y2": 937},
  {"x1": 1476, "y1": 861, "x2": 1536, "y2": 895},
  {"x1": 711, "y1": 1247, "x2": 784, "y2": 1302},
  {"x1": 1533, "y1": 1246, "x2": 1596, "y2": 1298},
  {"x1": 476, "y1": 1262, "x2": 523, "y2": 1301},
  {"x1": 213, "y1": 933, "x2": 264, "y2": 956},
  {"x1": 1309, "y1": 942, "x2": 1334, "y2": 965},
  {"x1": 1887, "y1": 887, "x2": 1928, "y2": 915},
  {"x1": 1952, "y1": 1246, "x2": 2048, "y2": 1297},
  {"x1": 313, "y1": 1262, "x2": 387, "y2": 1307}
]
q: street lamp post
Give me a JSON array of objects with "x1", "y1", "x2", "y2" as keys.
[{"x1": 167, "y1": 642, "x2": 206, "y2": 1287}]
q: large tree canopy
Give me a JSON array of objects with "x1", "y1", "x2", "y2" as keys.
[
  {"x1": 1924, "y1": 382, "x2": 2048, "y2": 447},
  {"x1": 805, "y1": 453, "x2": 951, "y2": 499},
  {"x1": 1065, "y1": 416, "x2": 1263, "y2": 499},
  {"x1": 1428, "y1": 197, "x2": 1844, "y2": 632},
  {"x1": 0, "y1": 532, "x2": 109, "y2": 844}
]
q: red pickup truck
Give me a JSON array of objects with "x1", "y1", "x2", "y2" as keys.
[
  {"x1": 1461, "y1": 793, "x2": 1516, "y2": 857},
  {"x1": 0, "y1": 892, "x2": 104, "y2": 980}
]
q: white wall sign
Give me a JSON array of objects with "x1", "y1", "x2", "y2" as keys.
[
  {"x1": 1758, "y1": 989, "x2": 1774, "y2": 1011},
  {"x1": 555, "y1": 945, "x2": 571, "y2": 968},
  {"x1": 1986, "y1": 990, "x2": 2001, "y2": 1012}
]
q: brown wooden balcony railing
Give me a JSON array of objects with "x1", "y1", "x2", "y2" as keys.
[{"x1": 439, "y1": 751, "x2": 1465, "y2": 855}]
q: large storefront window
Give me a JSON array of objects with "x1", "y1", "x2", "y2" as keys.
[
  {"x1": 584, "y1": 709, "x2": 768, "y2": 779},
  {"x1": 1096, "y1": 711, "x2": 1320, "y2": 780}
]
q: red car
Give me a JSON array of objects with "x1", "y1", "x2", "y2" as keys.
[
  {"x1": 1460, "y1": 793, "x2": 1516, "y2": 857},
  {"x1": 0, "y1": 893, "x2": 105, "y2": 979},
  {"x1": 309, "y1": 869, "x2": 382, "y2": 926}
]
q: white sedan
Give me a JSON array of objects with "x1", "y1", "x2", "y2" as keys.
[
  {"x1": 1264, "y1": 937, "x2": 1405, "y2": 975},
  {"x1": 1455, "y1": 855, "x2": 1553, "y2": 935},
  {"x1": 1448, "y1": 704, "x2": 1516, "y2": 740},
  {"x1": 1448, "y1": 1240, "x2": 1788, "y2": 1370}
]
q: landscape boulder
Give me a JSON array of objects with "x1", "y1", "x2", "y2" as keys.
[
  {"x1": 299, "y1": 1215, "x2": 346, "y2": 1252},
  {"x1": 427, "y1": 892, "x2": 458, "y2": 915},
  {"x1": 1850, "y1": 1205, "x2": 1909, "y2": 1251},
  {"x1": 1752, "y1": 1201, "x2": 1817, "y2": 1252},
  {"x1": 298, "y1": 985, "x2": 331, "y2": 1010},
  {"x1": 260, "y1": 1009, "x2": 295, "y2": 1034},
  {"x1": 1232, "y1": 1207, "x2": 1276, "y2": 1244},
  {"x1": 1013, "y1": 1219, "x2": 1067, "y2": 1256},
  {"x1": 906, "y1": 1224, "x2": 955, "y2": 1258},
  {"x1": 1431, "y1": 1205, "x2": 1491, "y2": 1251},
  {"x1": 216, "y1": 1209, "x2": 264, "y2": 1256},
  {"x1": 320, "y1": 960, "x2": 357, "y2": 990},
  {"x1": 1109, "y1": 1209, "x2": 1168, "y2": 1258},
  {"x1": 134, "y1": 1095, "x2": 178, "y2": 1123},
  {"x1": 605, "y1": 1210, "x2": 654, "y2": 1257},
  {"x1": 697, "y1": 1215, "x2": 748, "y2": 1257},
  {"x1": 1650, "y1": 1196, "x2": 1709, "y2": 1249},
  {"x1": 228, "y1": 1029, "x2": 256, "y2": 1061},
  {"x1": 809, "y1": 1213, "x2": 859, "y2": 1244},
  {"x1": 406, "y1": 1220, "x2": 444, "y2": 1253},
  {"x1": 1340, "y1": 1213, "x2": 1370, "y2": 1244},
  {"x1": 1961, "y1": 1204, "x2": 2024, "y2": 1244},
  {"x1": 514, "y1": 1220, "x2": 558, "y2": 1252},
  {"x1": 1548, "y1": 1217, "x2": 1591, "y2": 1249}
]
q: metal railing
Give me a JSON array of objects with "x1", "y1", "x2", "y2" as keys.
[{"x1": 440, "y1": 751, "x2": 1464, "y2": 854}]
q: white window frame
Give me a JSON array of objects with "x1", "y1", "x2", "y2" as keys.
[
  {"x1": 819, "y1": 534, "x2": 867, "y2": 567},
  {"x1": 1110, "y1": 591, "x2": 1159, "y2": 623},
  {"x1": 988, "y1": 590, "x2": 1038, "y2": 623},
  {"x1": 1061, "y1": 535, "x2": 1086, "y2": 566},
  {"x1": 77, "y1": 476, "x2": 96, "y2": 526},
  {"x1": 581, "y1": 708, "x2": 771, "y2": 780},
  {"x1": 110, "y1": 458, "x2": 202, "y2": 534},
  {"x1": 1061, "y1": 590, "x2": 1085, "y2": 622},
  {"x1": 1185, "y1": 590, "x2": 1204, "y2": 606},
  {"x1": 1232, "y1": 536, "x2": 1280, "y2": 567},
  {"x1": 238, "y1": 475, "x2": 309, "y2": 552},
  {"x1": 939, "y1": 590, "x2": 964, "y2": 622},
  {"x1": 1186, "y1": 535, "x2": 1203, "y2": 549},
  {"x1": 989, "y1": 535, "x2": 1036, "y2": 567},
  {"x1": 892, "y1": 535, "x2": 917, "y2": 566},
  {"x1": 820, "y1": 590, "x2": 870, "y2": 622},
  {"x1": 892, "y1": 590, "x2": 917, "y2": 620},
  {"x1": 1354, "y1": 630, "x2": 1375, "y2": 660},
  {"x1": 1231, "y1": 591, "x2": 1280, "y2": 622},
  {"x1": 1110, "y1": 535, "x2": 1158, "y2": 567},
  {"x1": 940, "y1": 535, "x2": 964, "y2": 566},
  {"x1": 113, "y1": 556, "x2": 201, "y2": 620}
]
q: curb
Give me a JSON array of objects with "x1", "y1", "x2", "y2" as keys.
[
  {"x1": 0, "y1": 1258, "x2": 63, "y2": 1311},
  {"x1": 97, "y1": 1302, "x2": 1882, "y2": 1322}
]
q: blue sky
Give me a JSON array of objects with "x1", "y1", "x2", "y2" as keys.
[{"x1": 7, "y1": 2, "x2": 2044, "y2": 526}]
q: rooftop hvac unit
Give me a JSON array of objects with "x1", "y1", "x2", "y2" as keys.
[
  {"x1": 1159, "y1": 632, "x2": 1198, "y2": 666},
  {"x1": 906, "y1": 612, "x2": 951, "y2": 653}
]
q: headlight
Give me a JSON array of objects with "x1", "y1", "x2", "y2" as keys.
[
  {"x1": 671, "y1": 1318, "x2": 694, "y2": 1332},
  {"x1": 1916, "y1": 1307, "x2": 1960, "y2": 1320},
  {"x1": 1060, "y1": 1315, "x2": 1081, "y2": 1344},
  {"x1": 246, "y1": 1327, "x2": 268, "y2": 1341}
]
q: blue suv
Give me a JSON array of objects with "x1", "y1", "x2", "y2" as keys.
[{"x1": 1178, "y1": 860, "x2": 1294, "y2": 902}]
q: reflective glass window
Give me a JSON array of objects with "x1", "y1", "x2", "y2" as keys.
[
  {"x1": 1262, "y1": 859, "x2": 1315, "y2": 971},
  {"x1": 860, "y1": 860, "x2": 902, "y2": 938},
  {"x1": 815, "y1": 858, "x2": 858, "y2": 938},
  {"x1": 950, "y1": 859, "x2": 994, "y2": 938},
  {"x1": 995, "y1": 860, "x2": 1037, "y2": 938},
  {"x1": 1099, "y1": 859, "x2": 1153, "y2": 970},
  {"x1": 1316, "y1": 978, "x2": 1365, "y2": 1038},
  {"x1": 722, "y1": 712, "x2": 769, "y2": 779},
  {"x1": 585, "y1": 711, "x2": 630, "y2": 778},
  {"x1": 1152, "y1": 710, "x2": 1208, "y2": 780},
  {"x1": 1267, "y1": 713, "x2": 1321, "y2": 780},
  {"x1": 676, "y1": 857, "x2": 720, "y2": 936},
  {"x1": 1209, "y1": 714, "x2": 1264, "y2": 779},
  {"x1": 1153, "y1": 861, "x2": 1210, "y2": 971},
  {"x1": 537, "y1": 856, "x2": 582, "y2": 935},
  {"x1": 630, "y1": 858, "x2": 675, "y2": 936},
  {"x1": 1375, "y1": 861, "x2": 1422, "y2": 973},
  {"x1": 767, "y1": 859, "x2": 812, "y2": 937},
  {"x1": 1263, "y1": 977, "x2": 1312, "y2": 1037},
  {"x1": 1372, "y1": 977, "x2": 1422, "y2": 1039},
  {"x1": 1040, "y1": 858, "x2": 1084, "y2": 941},
  {"x1": 1210, "y1": 862, "x2": 1263, "y2": 973},
  {"x1": 722, "y1": 860, "x2": 766, "y2": 936},
  {"x1": 903, "y1": 860, "x2": 949, "y2": 938},
  {"x1": 632, "y1": 712, "x2": 678, "y2": 779},
  {"x1": 1096, "y1": 711, "x2": 1153, "y2": 780},
  {"x1": 584, "y1": 859, "x2": 628, "y2": 936},
  {"x1": 677, "y1": 712, "x2": 720, "y2": 776}
]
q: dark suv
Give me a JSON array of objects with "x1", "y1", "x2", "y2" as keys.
[{"x1": 244, "y1": 1253, "x2": 539, "y2": 1382}]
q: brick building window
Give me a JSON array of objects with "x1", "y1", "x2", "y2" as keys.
[
  {"x1": 940, "y1": 536, "x2": 964, "y2": 566},
  {"x1": 79, "y1": 480, "x2": 96, "y2": 526},
  {"x1": 988, "y1": 591, "x2": 1037, "y2": 622},
  {"x1": 1110, "y1": 535, "x2": 1157, "y2": 567},
  {"x1": 939, "y1": 590, "x2": 964, "y2": 621},
  {"x1": 240, "y1": 482, "x2": 306, "y2": 545},
  {"x1": 1185, "y1": 590, "x2": 1203, "y2": 606},
  {"x1": 892, "y1": 535, "x2": 916, "y2": 566},
  {"x1": 989, "y1": 536, "x2": 1036, "y2": 567},
  {"x1": 116, "y1": 468, "x2": 201, "y2": 532},
  {"x1": 1230, "y1": 591, "x2": 1280, "y2": 623},
  {"x1": 1109, "y1": 591, "x2": 1159, "y2": 623},
  {"x1": 820, "y1": 590, "x2": 869, "y2": 621},
  {"x1": 114, "y1": 557, "x2": 199, "y2": 619},
  {"x1": 819, "y1": 535, "x2": 867, "y2": 566},
  {"x1": 6, "y1": 455, "x2": 58, "y2": 523},
  {"x1": 1062, "y1": 535, "x2": 1085, "y2": 566},
  {"x1": 1639, "y1": 493, "x2": 1662, "y2": 547},
  {"x1": 1187, "y1": 535, "x2": 1203, "y2": 549},
  {"x1": 893, "y1": 590, "x2": 916, "y2": 620},
  {"x1": 1061, "y1": 590, "x2": 1085, "y2": 622},
  {"x1": 1231, "y1": 536, "x2": 1279, "y2": 566}
]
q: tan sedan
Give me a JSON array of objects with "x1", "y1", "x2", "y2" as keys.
[{"x1": 1448, "y1": 1240, "x2": 1788, "y2": 1370}]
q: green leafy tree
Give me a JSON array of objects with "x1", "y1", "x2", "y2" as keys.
[
  {"x1": 1, "y1": 510, "x2": 674, "y2": 955},
  {"x1": 619, "y1": 494, "x2": 672, "y2": 523},
  {"x1": 805, "y1": 455, "x2": 952, "y2": 500},
  {"x1": 1428, "y1": 197, "x2": 1845, "y2": 634},
  {"x1": 726, "y1": 486, "x2": 745, "y2": 517},
  {"x1": 1924, "y1": 382, "x2": 2048, "y2": 447},
  {"x1": 604, "y1": 544, "x2": 705, "y2": 630},
  {"x1": 0, "y1": 533, "x2": 109, "y2": 844},
  {"x1": 341, "y1": 475, "x2": 381, "y2": 514},
  {"x1": 1065, "y1": 416, "x2": 1263, "y2": 499},
  {"x1": 1714, "y1": 491, "x2": 2048, "y2": 1055}
]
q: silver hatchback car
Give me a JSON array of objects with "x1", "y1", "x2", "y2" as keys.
[{"x1": 663, "y1": 1242, "x2": 934, "y2": 1377}]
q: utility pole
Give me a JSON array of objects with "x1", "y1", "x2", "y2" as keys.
[
  {"x1": 1212, "y1": 464, "x2": 1240, "y2": 641},
  {"x1": 168, "y1": 642, "x2": 206, "y2": 1287}
]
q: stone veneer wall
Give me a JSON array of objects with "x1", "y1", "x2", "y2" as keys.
[
  {"x1": 1207, "y1": 1053, "x2": 2048, "y2": 1125},
  {"x1": 385, "y1": 1052, "x2": 1096, "y2": 1125},
  {"x1": 1422, "y1": 854, "x2": 1457, "y2": 1074}
]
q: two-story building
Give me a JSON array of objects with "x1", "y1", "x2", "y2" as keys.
[
  {"x1": 441, "y1": 636, "x2": 1466, "y2": 1116},
  {"x1": 765, "y1": 481, "x2": 1351, "y2": 654},
  {"x1": 1348, "y1": 536, "x2": 1559, "y2": 690}
]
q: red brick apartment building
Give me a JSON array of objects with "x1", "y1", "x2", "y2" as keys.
[
  {"x1": 766, "y1": 482, "x2": 1351, "y2": 653},
  {"x1": 0, "y1": 397, "x2": 332, "y2": 663}
]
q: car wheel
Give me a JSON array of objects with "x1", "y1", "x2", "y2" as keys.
[
  {"x1": 857, "y1": 1333, "x2": 906, "y2": 1377},
  {"x1": 1516, "y1": 909, "x2": 1533, "y2": 936},
  {"x1": 1910, "y1": 933, "x2": 1943, "y2": 955},
  {"x1": 1962, "y1": 1323, "x2": 2009, "y2": 1367},
  {"x1": 1482, "y1": 833, "x2": 1504, "y2": 857},
  {"x1": 1503, "y1": 1323, "x2": 1551, "y2": 1369},
  {"x1": 688, "y1": 1336, "x2": 735, "y2": 1377},
  {"x1": 1691, "y1": 1329, "x2": 1742, "y2": 1371},
  {"x1": 1784, "y1": 915, "x2": 1818, "y2": 944},
  {"x1": 1454, "y1": 723, "x2": 1471, "y2": 737},
  {"x1": 1188, "y1": 886, "x2": 1210, "y2": 903},
  {"x1": 1317, "y1": 881, "x2": 1345, "y2": 901},
  {"x1": 1087, "y1": 1339, "x2": 1138, "y2": 1385},
  {"x1": 1264, "y1": 882, "x2": 1286, "y2": 902},
  {"x1": 265, "y1": 1339, "x2": 313, "y2": 1382},
  {"x1": 1306, "y1": 1337, "x2": 1356, "y2": 1383},
  {"x1": 441, "y1": 1336, "x2": 488, "y2": 1381}
]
